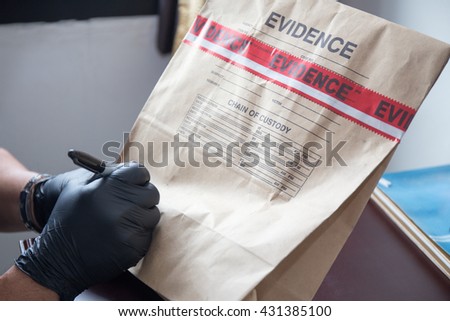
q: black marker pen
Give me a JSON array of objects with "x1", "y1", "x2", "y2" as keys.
[{"x1": 68, "y1": 149, "x2": 115, "y2": 176}]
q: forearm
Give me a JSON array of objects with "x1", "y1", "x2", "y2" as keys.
[
  {"x1": 0, "y1": 265, "x2": 59, "y2": 300},
  {"x1": 0, "y1": 148, "x2": 36, "y2": 231}
]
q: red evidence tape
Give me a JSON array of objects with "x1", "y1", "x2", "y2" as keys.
[{"x1": 184, "y1": 16, "x2": 417, "y2": 141}]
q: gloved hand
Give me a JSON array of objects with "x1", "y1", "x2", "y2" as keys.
[
  {"x1": 31, "y1": 169, "x2": 94, "y2": 232},
  {"x1": 15, "y1": 163, "x2": 160, "y2": 300}
]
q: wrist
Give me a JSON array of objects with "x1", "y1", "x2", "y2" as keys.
[
  {"x1": 19, "y1": 173, "x2": 52, "y2": 232},
  {"x1": 0, "y1": 265, "x2": 59, "y2": 300}
]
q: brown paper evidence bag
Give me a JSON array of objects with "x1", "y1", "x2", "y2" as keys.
[{"x1": 121, "y1": 0, "x2": 450, "y2": 300}]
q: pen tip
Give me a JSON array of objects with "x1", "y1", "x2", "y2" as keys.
[{"x1": 67, "y1": 149, "x2": 76, "y2": 159}]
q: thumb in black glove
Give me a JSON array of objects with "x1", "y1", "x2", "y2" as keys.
[
  {"x1": 15, "y1": 163, "x2": 160, "y2": 300},
  {"x1": 30, "y1": 168, "x2": 93, "y2": 232}
]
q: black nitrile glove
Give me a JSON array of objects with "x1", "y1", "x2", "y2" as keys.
[{"x1": 15, "y1": 163, "x2": 160, "y2": 300}]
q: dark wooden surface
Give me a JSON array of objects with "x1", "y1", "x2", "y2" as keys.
[
  {"x1": 313, "y1": 201, "x2": 450, "y2": 300},
  {"x1": 77, "y1": 201, "x2": 450, "y2": 301}
]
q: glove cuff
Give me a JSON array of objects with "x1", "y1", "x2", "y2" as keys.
[
  {"x1": 15, "y1": 255, "x2": 81, "y2": 301},
  {"x1": 15, "y1": 235, "x2": 86, "y2": 301},
  {"x1": 19, "y1": 174, "x2": 52, "y2": 232}
]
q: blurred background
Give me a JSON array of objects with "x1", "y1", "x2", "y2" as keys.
[
  {"x1": 0, "y1": 0, "x2": 449, "y2": 274},
  {"x1": 0, "y1": 0, "x2": 171, "y2": 274}
]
